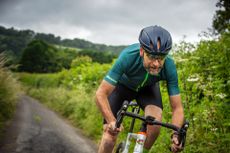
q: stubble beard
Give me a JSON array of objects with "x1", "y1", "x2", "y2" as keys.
[{"x1": 143, "y1": 62, "x2": 162, "y2": 76}]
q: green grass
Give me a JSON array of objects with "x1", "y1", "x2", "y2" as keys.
[
  {"x1": 0, "y1": 53, "x2": 21, "y2": 134},
  {"x1": 17, "y1": 72, "x2": 63, "y2": 88}
]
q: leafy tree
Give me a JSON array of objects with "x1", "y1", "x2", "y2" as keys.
[
  {"x1": 55, "y1": 48, "x2": 78, "y2": 69},
  {"x1": 0, "y1": 26, "x2": 34, "y2": 55},
  {"x1": 212, "y1": 0, "x2": 230, "y2": 34},
  {"x1": 0, "y1": 26, "x2": 35, "y2": 65},
  {"x1": 18, "y1": 40, "x2": 61, "y2": 73},
  {"x1": 34, "y1": 33, "x2": 61, "y2": 44}
]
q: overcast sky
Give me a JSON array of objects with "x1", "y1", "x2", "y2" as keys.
[{"x1": 0, "y1": 0, "x2": 218, "y2": 45}]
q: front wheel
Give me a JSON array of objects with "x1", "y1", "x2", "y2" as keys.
[{"x1": 115, "y1": 141, "x2": 125, "y2": 153}]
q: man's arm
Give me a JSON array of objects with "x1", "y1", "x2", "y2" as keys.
[
  {"x1": 95, "y1": 80, "x2": 116, "y2": 124},
  {"x1": 169, "y1": 94, "x2": 184, "y2": 152},
  {"x1": 169, "y1": 94, "x2": 184, "y2": 127}
]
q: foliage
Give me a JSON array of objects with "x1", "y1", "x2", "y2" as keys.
[
  {"x1": 60, "y1": 38, "x2": 125, "y2": 54},
  {"x1": 18, "y1": 40, "x2": 62, "y2": 73},
  {"x1": 76, "y1": 49, "x2": 117, "y2": 64},
  {"x1": 212, "y1": 0, "x2": 230, "y2": 34},
  {"x1": 61, "y1": 60, "x2": 111, "y2": 89},
  {"x1": 34, "y1": 33, "x2": 61, "y2": 44},
  {"x1": 0, "y1": 26, "x2": 34, "y2": 65},
  {"x1": 71, "y1": 56, "x2": 92, "y2": 68},
  {"x1": 0, "y1": 53, "x2": 20, "y2": 132},
  {"x1": 172, "y1": 34, "x2": 230, "y2": 153},
  {"x1": 17, "y1": 72, "x2": 63, "y2": 88},
  {"x1": 54, "y1": 47, "x2": 79, "y2": 69}
]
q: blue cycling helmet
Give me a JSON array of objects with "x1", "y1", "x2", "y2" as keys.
[{"x1": 139, "y1": 25, "x2": 172, "y2": 55}]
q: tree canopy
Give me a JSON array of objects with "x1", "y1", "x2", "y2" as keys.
[
  {"x1": 212, "y1": 0, "x2": 230, "y2": 34},
  {"x1": 18, "y1": 40, "x2": 61, "y2": 73}
]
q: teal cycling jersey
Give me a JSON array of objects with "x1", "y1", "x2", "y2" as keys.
[{"x1": 104, "y1": 43, "x2": 180, "y2": 96}]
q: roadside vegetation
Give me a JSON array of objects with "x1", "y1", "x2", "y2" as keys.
[{"x1": 0, "y1": 53, "x2": 21, "y2": 134}]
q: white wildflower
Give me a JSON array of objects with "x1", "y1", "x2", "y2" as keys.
[
  {"x1": 211, "y1": 128, "x2": 218, "y2": 132},
  {"x1": 187, "y1": 74, "x2": 199, "y2": 82},
  {"x1": 187, "y1": 77, "x2": 199, "y2": 82},
  {"x1": 199, "y1": 84, "x2": 206, "y2": 89},
  {"x1": 216, "y1": 93, "x2": 227, "y2": 99},
  {"x1": 207, "y1": 76, "x2": 213, "y2": 81}
]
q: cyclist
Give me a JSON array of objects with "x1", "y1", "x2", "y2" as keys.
[{"x1": 95, "y1": 25, "x2": 184, "y2": 153}]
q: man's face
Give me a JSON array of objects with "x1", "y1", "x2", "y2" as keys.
[{"x1": 140, "y1": 48, "x2": 166, "y2": 75}]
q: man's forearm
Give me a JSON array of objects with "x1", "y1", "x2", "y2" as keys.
[
  {"x1": 172, "y1": 107, "x2": 184, "y2": 128},
  {"x1": 95, "y1": 93, "x2": 116, "y2": 123},
  {"x1": 169, "y1": 95, "x2": 184, "y2": 128}
]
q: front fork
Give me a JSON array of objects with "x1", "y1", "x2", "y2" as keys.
[
  {"x1": 122, "y1": 132, "x2": 147, "y2": 153},
  {"x1": 123, "y1": 122, "x2": 147, "y2": 153}
]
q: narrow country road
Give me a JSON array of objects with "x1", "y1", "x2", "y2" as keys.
[{"x1": 0, "y1": 95, "x2": 98, "y2": 153}]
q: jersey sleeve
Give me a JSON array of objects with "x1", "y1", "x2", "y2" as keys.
[
  {"x1": 163, "y1": 57, "x2": 180, "y2": 96},
  {"x1": 104, "y1": 51, "x2": 128, "y2": 86}
]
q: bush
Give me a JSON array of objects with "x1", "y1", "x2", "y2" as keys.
[{"x1": 0, "y1": 53, "x2": 20, "y2": 131}]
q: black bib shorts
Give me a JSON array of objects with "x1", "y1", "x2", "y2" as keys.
[{"x1": 104, "y1": 82, "x2": 163, "y2": 124}]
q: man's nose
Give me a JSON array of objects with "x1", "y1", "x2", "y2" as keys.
[{"x1": 150, "y1": 59, "x2": 160, "y2": 67}]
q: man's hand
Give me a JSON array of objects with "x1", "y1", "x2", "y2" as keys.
[
  {"x1": 104, "y1": 121, "x2": 123, "y2": 136},
  {"x1": 171, "y1": 133, "x2": 183, "y2": 153}
]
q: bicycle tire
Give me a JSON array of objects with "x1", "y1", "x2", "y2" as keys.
[{"x1": 115, "y1": 141, "x2": 125, "y2": 153}]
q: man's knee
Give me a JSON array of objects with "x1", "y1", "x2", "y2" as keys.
[
  {"x1": 101, "y1": 124, "x2": 119, "y2": 145},
  {"x1": 99, "y1": 129, "x2": 118, "y2": 153},
  {"x1": 145, "y1": 105, "x2": 162, "y2": 120},
  {"x1": 145, "y1": 105, "x2": 162, "y2": 136}
]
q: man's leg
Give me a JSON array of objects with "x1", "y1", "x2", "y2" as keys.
[
  {"x1": 98, "y1": 124, "x2": 118, "y2": 153},
  {"x1": 136, "y1": 83, "x2": 163, "y2": 150},
  {"x1": 144, "y1": 105, "x2": 162, "y2": 149},
  {"x1": 98, "y1": 83, "x2": 137, "y2": 153}
]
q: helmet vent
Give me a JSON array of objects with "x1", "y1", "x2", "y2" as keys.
[
  {"x1": 150, "y1": 41, "x2": 153, "y2": 50},
  {"x1": 157, "y1": 37, "x2": 161, "y2": 51}
]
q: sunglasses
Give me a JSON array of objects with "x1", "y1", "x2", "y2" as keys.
[{"x1": 144, "y1": 51, "x2": 167, "y2": 61}]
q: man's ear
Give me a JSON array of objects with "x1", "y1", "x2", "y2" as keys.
[{"x1": 140, "y1": 47, "x2": 144, "y2": 57}]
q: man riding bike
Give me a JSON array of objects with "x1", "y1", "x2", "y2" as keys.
[{"x1": 95, "y1": 25, "x2": 184, "y2": 153}]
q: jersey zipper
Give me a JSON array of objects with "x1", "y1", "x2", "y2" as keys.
[{"x1": 136, "y1": 73, "x2": 149, "y2": 92}]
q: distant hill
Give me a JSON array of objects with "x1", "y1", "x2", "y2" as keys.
[{"x1": 0, "y1": 25, "x2": 126, "y2": 58}]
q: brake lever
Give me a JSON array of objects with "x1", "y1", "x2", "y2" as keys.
[
  {"x1": 179, "y1": 121, "x2": 189, "y2": 147},
  {"x1": 169, "y1": 121, "x2": 189, "y2": 152},
  {"x1": 115, "y1": 101, "x2": 129, "y2": 128}
]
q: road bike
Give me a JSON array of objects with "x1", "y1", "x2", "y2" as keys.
[{"x1": 115, "y1": 101, "x2": 189, "y2": 153}]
